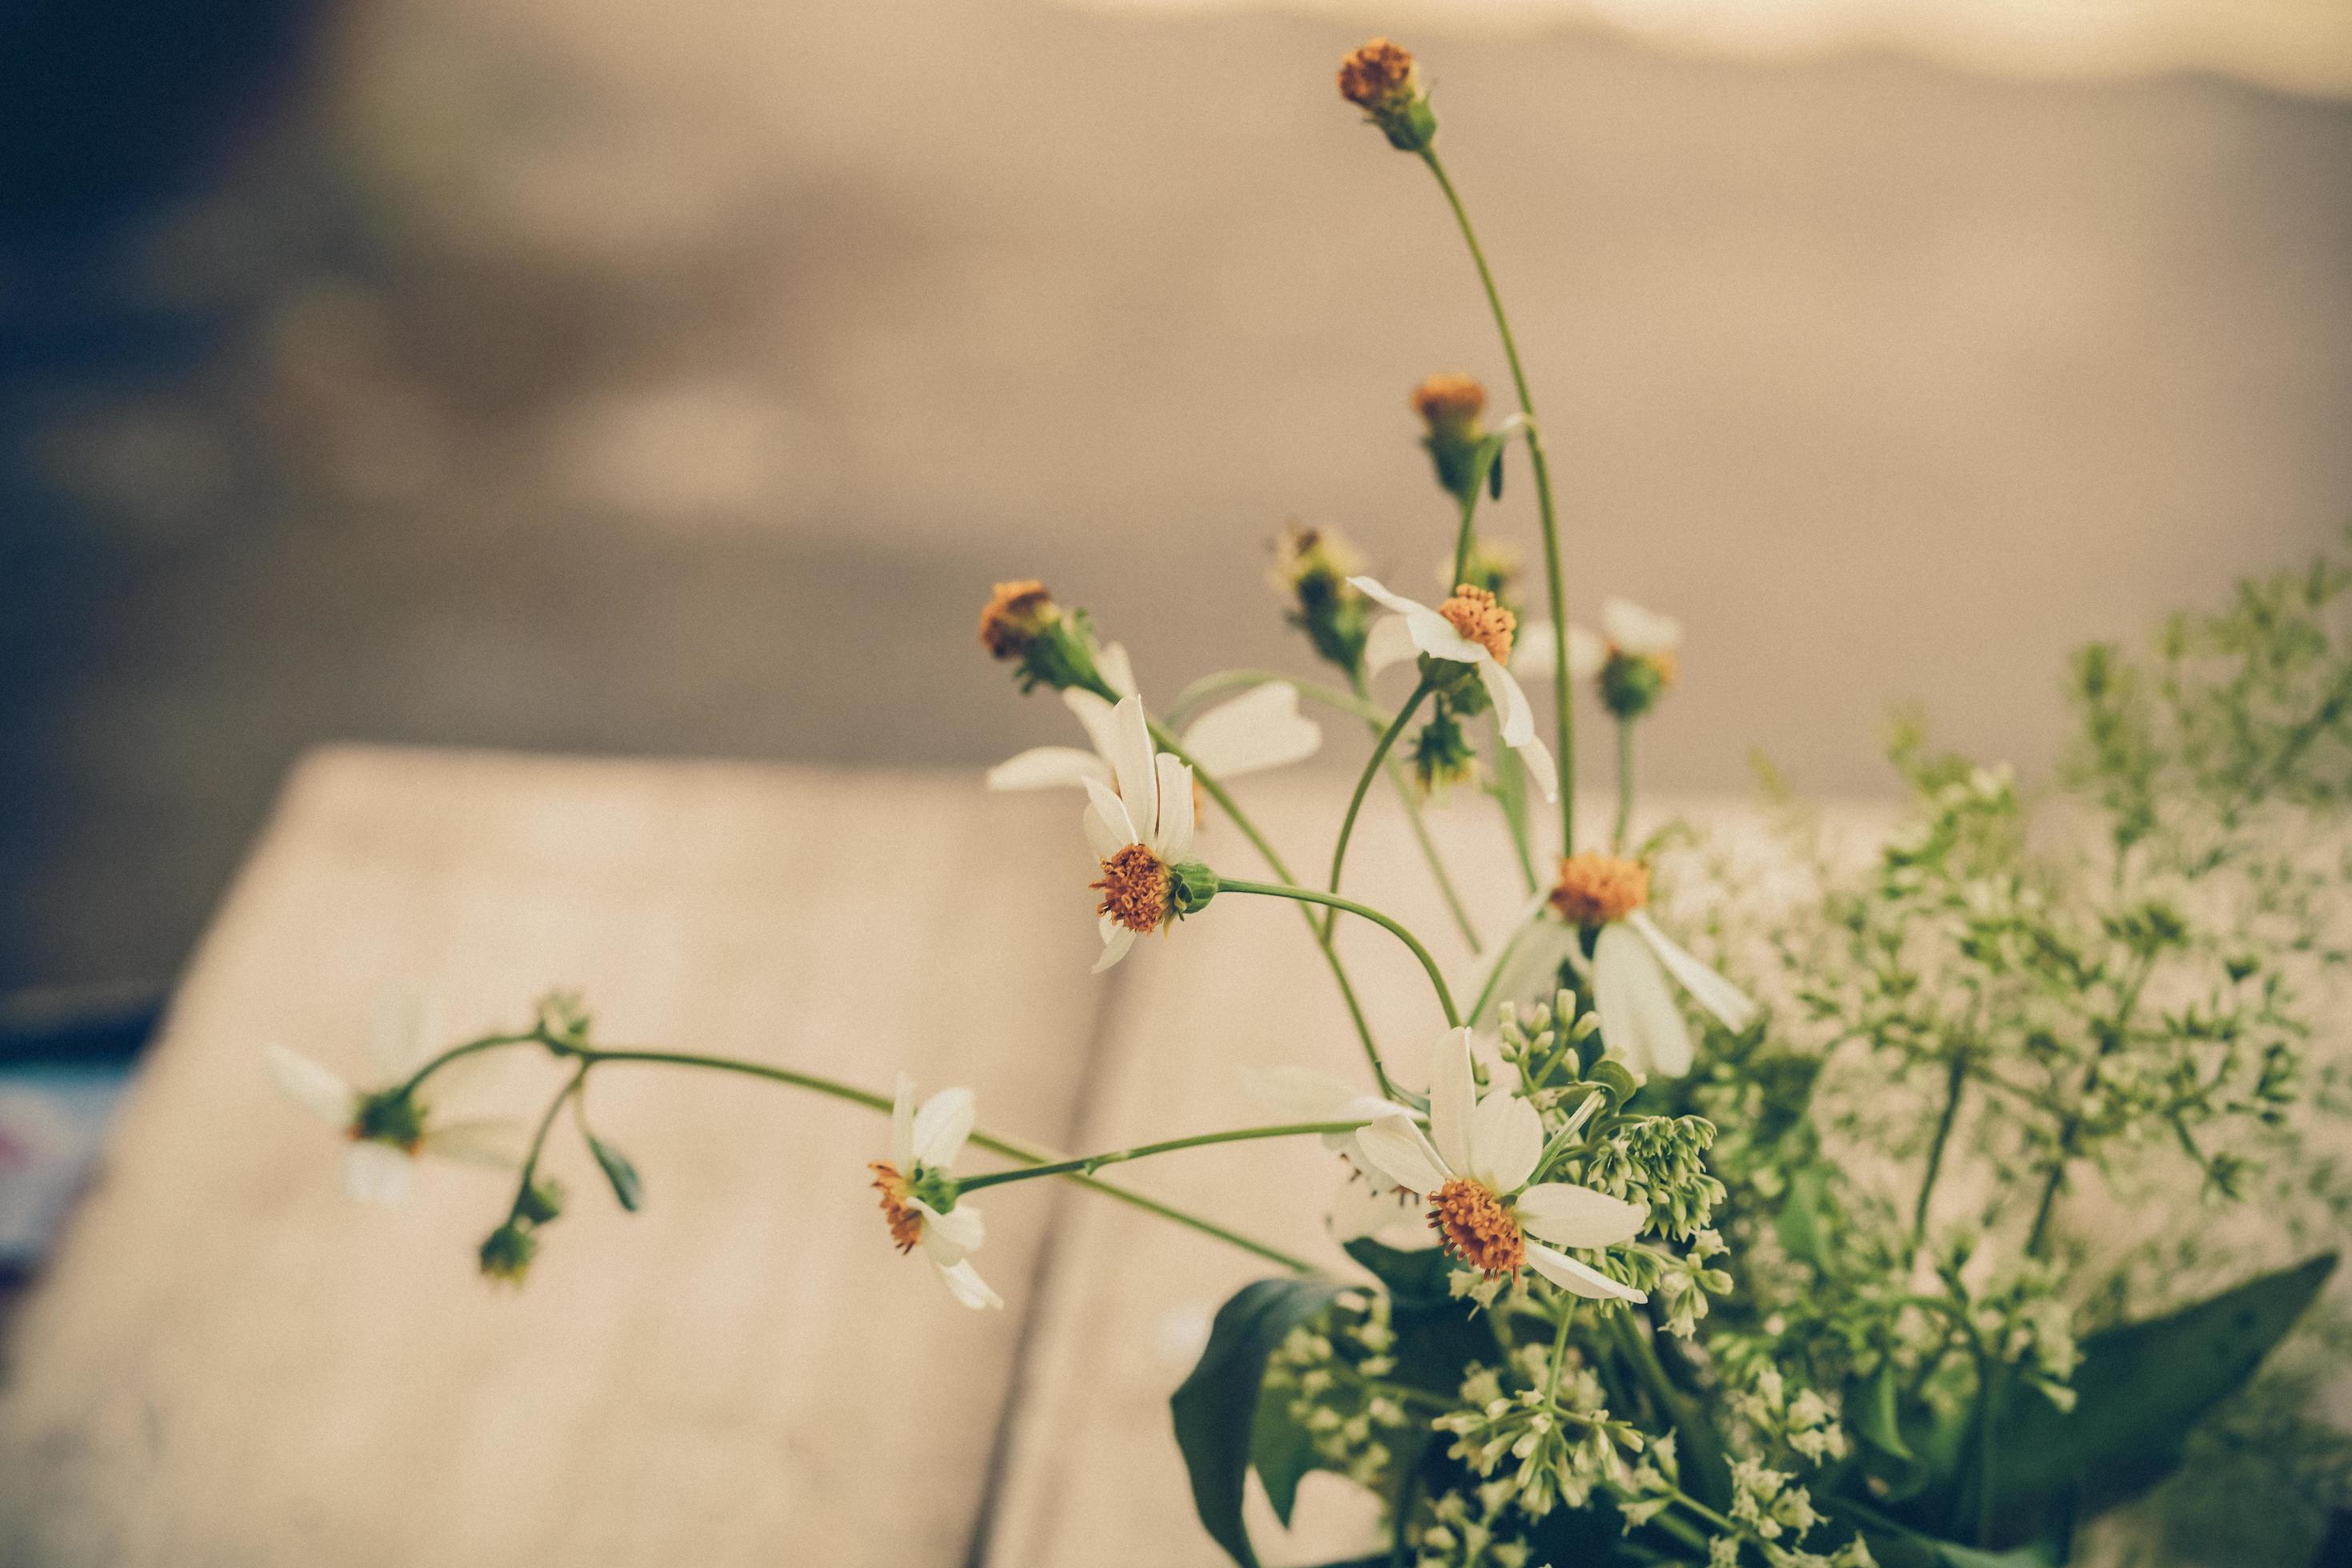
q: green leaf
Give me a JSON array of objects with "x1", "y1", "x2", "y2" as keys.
[
  {"x1": 1343, "y1": 1236, "x2": 1450, "y2": 1310},
  {"x1": 1975, "y1": 1252, "x2": 2335, "y2": 1539},
  {"x1": 585, "y1": 1131, "x2": 643, "y2": 1212},
  {"x1": 1774, "y1": 1164, "x2": 1834, "y2": 1274},
  {"x1": 1250, "y1": 1382, "x2": 1319, "y2": 1529},
  {"x1": 1171, "y1": 1277, "x2": 1344, "y2": 1568}
]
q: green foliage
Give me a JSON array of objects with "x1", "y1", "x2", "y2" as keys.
[
  {"x1": 1170, "y1": 1277, "x2": 1346, "y2": 1567},
  {"x1": 585, "y1": 1130, "x2": 643, "y2": 1212}
]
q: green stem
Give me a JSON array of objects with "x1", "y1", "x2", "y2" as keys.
[
  {"x1": 1351, "y1": 666, "x2": 1482, "y2": 954},
  {"x1": 1973, "y1": 1353, "x2": 2003, "y2": 1546},
  {"x1": 1326, "y1": 678, "x2": 1434, "y2": 932},
  {"x1": 2026, "y1": 953, "x2": 2155, "y2": 1258},
  {"x1": 1614, "y1": 1311, "x2": 1732, "y2": 1509},
  {"x1": 1419, "y1": 146, "x2": 1574, "y2": 850},
  {"x1": 394, "y1": 1030, "x2": 540, "y2": 1101},
  {"x1": 1913, "y1": 1047, "x2": 1970, "y2": 1246},
  {"x1": 558, "y1": 1043, "x2": 1313, "y2": 1272},
  {"x1": 1612, "y1": 718, "x2": 1635, "y2": 851},
  {"x1": 1542, "y1": 1295, "x2": 1578, "y2": 1404},
  {"x1": 1222, "y1": 878, "x2": 1460, "y2": 1031},
  {"x1": 1149, "y1": 718, "x2": 1395, "y2": 1103},
  {"x1": 958, "y1": 1118, "x2": 1370, "y2": 1191},
  {"x1": 510, "y1": 1061, "x2": 588, "y2": 1221}
]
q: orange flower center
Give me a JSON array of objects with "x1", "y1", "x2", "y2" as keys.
[
  {"x1": 1338, "y1": 38, "x2": 1418, "y2": 110},
  {"x1": 1549, "y1": 852, "x2": 1650, "y2": 926},
  {"x1": 978, "y1": 579, "x2": 1054, "y2": 659},
  {"x1": 1438, "y1": 585, "x2": 1516, "y2": 664},
  {"x1": 869, "y1": 1162, "x2": 925, "y2": 1253},
  {"x1": 1429, "y1": 1177, "x2": 1525, "y2": 1278},
  {"x1": 1411, "y1": 373, "x2": 1486, "y2": 430},
  {"x1": 1093, "y1": 843, "x2": 1171, "y2": 934}
]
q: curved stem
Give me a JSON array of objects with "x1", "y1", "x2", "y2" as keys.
[
  {"x1": 395, "y1": 1030, "x2": 540, "y2": 1101},
  {"x1": 958, "y1": 1118, "x2": 1370, "y2": 1192},
  {"x1": 510, "y1": 1061, "x2": 588, "y2": 1221},
  {"x1": 1326, "y1": 678, "x2": 1434, "y2": 938},
  {"x1": 1419, "y1": 146, "x2": 1575, "y2": 850},
  {"x1": 558, "y1": 1043, "x2": 1313, "y2": 1272},
  {"x1": 1165, "y1": 670, "x2": 1390, "y2": 728},
  {"x1": 1150, "y1": 718, "x2": 1396, "y2": 1100},
  {"x1": 1339, "y1": 666, "x2": 1481, "y2": 954},
  {"x1": 1222, "y1": 878, "x2": 1459, "y2": 1031}
]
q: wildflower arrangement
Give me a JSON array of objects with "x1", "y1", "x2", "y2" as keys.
[{"x1": 269, "y1": 43, "x2": 2351, "y2": 1568}]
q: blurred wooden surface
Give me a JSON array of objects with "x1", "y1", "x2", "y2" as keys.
[{"x1": 0, "y1": 747, "x2": 1825, "y2": 1565}]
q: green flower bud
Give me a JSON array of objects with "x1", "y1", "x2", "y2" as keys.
[
  {"x1": 478, "y1": 1222, "x2": 538, "y2": 1286},
  {"x1": 1338, "y1": 39, "x2": 1437, "y2": 153}
]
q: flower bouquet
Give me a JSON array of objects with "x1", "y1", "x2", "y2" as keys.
[{"x1": 270, "y1": 42, "x2": 2352, "y2": 1568}]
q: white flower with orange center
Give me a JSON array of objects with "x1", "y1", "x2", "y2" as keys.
[
  {"x1": 1354, "y1": 1030, "x2": 1650, "y2": 1302},
  {"x1": 1080, "y1": 693, "x2": 1203, "y2": 973},
  {"x1": 1515, "y1": 597, "x2": 1682, "y2": 691},
  {"x1": 869, "y1": 1073, "x2": 1001, "y2": 1310},
  {"x1": 1354, "y1": 575, "x2": 1558, "y2": 801},
  {"x1": 1549, "y1": 853, "x2": 1758, "y2": 1078},
  {"x1": 266, "y1": 991, "x2": 527, "y2": 1206},
  {"x1": 987, "y1": 669, "x2": 1319, "y2": 797}
]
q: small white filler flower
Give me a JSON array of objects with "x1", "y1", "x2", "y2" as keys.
[
  {"x1": 869, "y1": 1073, "x2": 1001, "y2": 1310},
  {"x1": 1354, "y1": 1029, "x2": 1650, "y2": 1302},
  {"x1": 266, "y1": 991, "x2": 527, "y2": 1205},
  {"x1": 1353, "y1": 575, "x2": 1558, "y2": 800}
]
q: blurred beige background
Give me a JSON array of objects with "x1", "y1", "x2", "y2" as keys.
[{"x1": 5, "y1": 0, "x2": 2350, "y2": 990}]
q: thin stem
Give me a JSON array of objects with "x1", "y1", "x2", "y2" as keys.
[
  {"x1": 1612, "y1": 718, "x2": 1635, "y2": 851},
  {"x1": 958, "y1": 1119, "x2": 1370, "y2": 1191},
  {"x1": 1326, "y1": 677, "x2": 1434, "y2": 932},
  {"x1": 510, "y1": 1062, "x2": 589, "y2": 1220},
  {"x1": 2026, "y1": 953, "x2": 2156, "y2": 1257},
  {"x1": 1351, "y1": 666, "x2": 1482, "y2": 954},
  {"x1": 1165, "y1": 670, "x2": 1391, "y2": 729},
  {"x1": 1222, "y1": 879, "x2": 1460, "y2": 1030},
  {"x1": 1419, "y1": 146, "x2": 1574, "y2": 850},
  {"x1": 561, "y1": 1044, "x2": 1312, "y2": 1272},
  {"x1": 1972, "y1": 1353, "x2": 2003, "y2": 1546},
  {"x1": 1448, "y1": 452, "x2": 1487, "y2": 590},
  {"x1": 394, "y1": 1030, "x2": 540, "y2": 1100},
  {"x1": 1468, "y1": 916, "x2": 1536, "y2": 1025},
  {"x1": 1614, "y1": 1310, "x2": 1731, "y2": 1509},
  {"x1": 1149, "y1": 718, "x2": 1397, "y2": 1102},
  {"x1": 1491, "y1": 730, "x2": 1539, "y2": 892},
  {"x1": 1542, "y1": 1295, "x2": 1578, "y2": 1403},
  {"x1": 1913, "y1": 1047, "x2": 1970, "y2": 1246},
  {"x1": 1671, "y1": 1491, "x2": 1740, "y2": 1535}
]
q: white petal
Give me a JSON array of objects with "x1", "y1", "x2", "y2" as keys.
[
  {"x1": 1082, "y1": 776, "x2": 1140, "y2": 849},
  {"x1": 912, "y1": 1087, "x2": 976, "y2": 1170},
  {"x1": 1428, "y1": 1028, "x2": 1478, "y2": 1175},
  {"x1": 1363, "y1": 614, "x2": 1418, "y2": 678},
  {"x1": 987, "y1": 746, "x2": 1110, "y2": 792},
  {"x1": 1526, "y1": 1242, "x2": 1648, "y2": 1302},
  {"x1": 917, "y1": 1198, "x2": 984, "y2": 1262},
  {"x1": 1567, "y1": 624, "x2": 1607, "y2": 680},
  {"x1": 1517, "y1": 731, "x2": 1560, "y2": 803},
  {"x1": 1244, "y1": 1066, "x2": 1359, "y2": 1122},
  {"x1": 1105, "y1": 694, "x2": 1158, "y2": 822},
  {"x1": 1181, "y1": 683, "x2": 1322, "y2": 778},
  {"x1": 1150, "y1": 754, "x2": 1194, "y2": 861},
  {"x1": 1064, "y1": 687, "x2": 1122, "y2": 758},
  {"x1": 935, "y1": 1257, "x2": 1003, "y2": 1310},
  {"x1": 418, "y1": 1118, "x2": 530, "y2": 1168},
  {"x1": 891, "y1": 1072, "x2": 918, "y2": 1169},
  {"x1": 1469, "y1": 1089, "x2": 1544, "y2": 1194},
  {"x1": 1628, "y1": 911, "x2": 1759, "y2": 1034},
  {"x1": 266, "y1": 1046, "x2": 358, "y2": 1127},
  {"x1": 1354, "y1": 1111, "x2": 1452, "y2": 1195},
  {"x1": 1594, "y1": 922, "x2": 1694, "y2": 1078},
  {"x1": 1095, "y1": 641, "x2": 1138, "y2": 698},
  {"x1": 1479, "y1": 658, "x2": 1536, "y2": 748},
  {"x1": 1517, "y1": 1182, "x2": 1648, "y2": 1249},
  {"x1": 1348, "y1": 575, "x2": 1430, "y2": 620},
  {"x1": 1602, "y1": 598, "x2": 1682, "y2": 655},
  {"x1": 340, "y1": 1142, "x2": 414, "y2": 1206},
  {"x1": 1093, "y1": 924, "x2": 1137, "y2": 973},
  {"x1": 1466, "y1": 890, "x2": 1569, "y2": 1026},
  {"x1": 366, "y1": 988, "x2": 443, "y2": 1079},
  {"x1": 1328, "y1": 1175, "x2": 1414, "y2": 1242}
]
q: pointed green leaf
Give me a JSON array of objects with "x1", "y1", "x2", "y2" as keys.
[
  {"x1": 1171, "y1": 1277, "x2": 1344, "y2": 1568},
  {"x1": 1250, "y1": 1385, "x2": 1318, "y2": 1529},
  {"x1": 585, "y1": 1130, "x2": 643, "y2": 1212}
]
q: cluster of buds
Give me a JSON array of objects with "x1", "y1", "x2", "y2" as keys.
[
  {"x1": 479, "y1": 1175, "x2": 564, "y2": 1286},
  {"x1": 1270, "y1": 523, "x2": 1374, "y2": 672},
  {"x1": 1412, "y1": 374, "x2": 1503, "y2": 506},
  {"x1": 977, "y1": 579, "x2": 1114, "y2": 697},
  {"x1": 1338, "y1": 38, "x2": 1437, "y2": 153}
]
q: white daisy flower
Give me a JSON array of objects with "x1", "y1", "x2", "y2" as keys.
[
  {"x1": 869, "y1": 1073, "x2": 1000, "y2": 1310},
  {"x1": 1543, "y1": 854, "x2": 1758, "y2": 1078},
  {"x1": 1248, "y1": 1066, "x2": 1427, "y2": 1242},
  {"x1": 266, "y1": 991, "x2": 527, "y2": 1206},
  {"x1": 1082, "y1": 694, "x2": 1199, "y2": 973},
  {"x1": 1514, "y1": 598, "x2": 1680, "y2": 689},
  {"x1": 1354, "y1": 1029, "x2": 1650, "y2": 1302},
  {"x1": 1352, "y1": 575, "x2": 1558, "y2": 801},
  {"x1": 987, "y1": 678, "x2": 1319, "y2": 794}
]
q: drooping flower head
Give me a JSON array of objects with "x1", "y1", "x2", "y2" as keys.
[
  {"x1": 1412, "y1": 374, "x2": 1496, "y2": 504},
  {"x1": 977, "y1": 579, "x2": 1115, "y2": 696},
  {"x1": 1338, "y1": 38, "x2": 1436, "y2": 152},
  {"x1": 1271, "y1": 523, "x2": 1374, "y2": 671},
  {"x1": 1550, "y1": 853, "x2": 1650, "y2": 928},
  {"x1": 1354, "y1": 1030, "x2": 1648, "y2": 1301},
  {"x1": 870, "y1": 1073, "x2": 1000, "y2": 1310}
]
